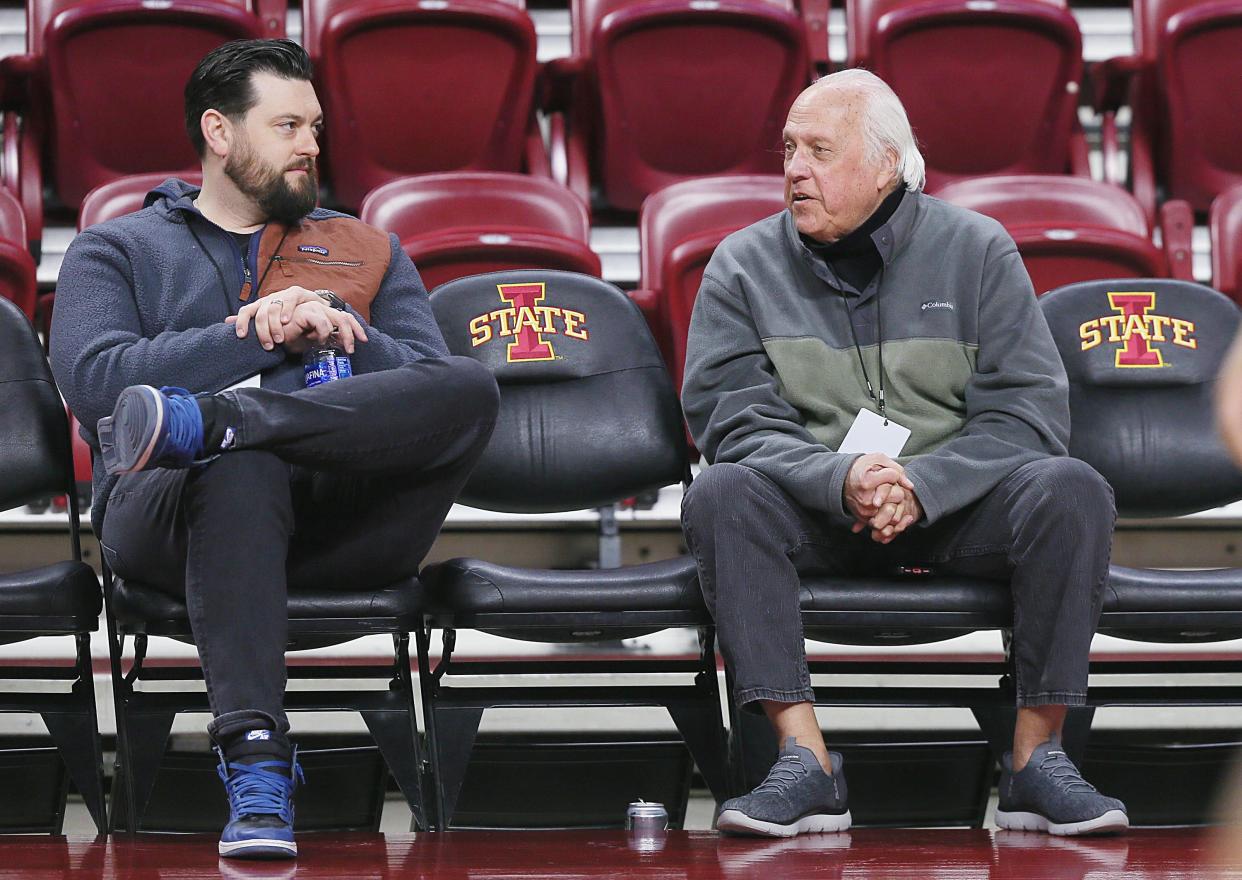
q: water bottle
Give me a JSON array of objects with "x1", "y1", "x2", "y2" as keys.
[{"x1": 304, "y1": 347, "x2": 351, "y2": 387}]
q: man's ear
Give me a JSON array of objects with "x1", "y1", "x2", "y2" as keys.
[
  {"x1": 876, "y1": 147, "x2": 899, "y2": 192},
  {"x1": 201, "y1": 109, "x2": 231, "y2": 160}
]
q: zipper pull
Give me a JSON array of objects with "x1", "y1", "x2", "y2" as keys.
[
  {"x1": 274, "y1": 254, "x2": 294, "y2": 278},
  {"x1": 239, "y1": 264, "x2": 253, "y2": 302}
]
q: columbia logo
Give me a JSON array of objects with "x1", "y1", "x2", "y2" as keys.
[
  {"x1": 298, "y1": 245, "x2": 329, "y2": 256},
  {"x1": 921, "y1": 301, "x2": 955, "y2": 312}
]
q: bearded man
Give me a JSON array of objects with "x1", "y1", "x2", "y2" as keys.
[{"x1": 50, "y1": 39, "x2": 498, "y2": 859}]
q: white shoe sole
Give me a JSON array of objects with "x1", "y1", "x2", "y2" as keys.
[
  {"x1": 218, "y1": 837, "x2": 298, "y2": 859},
  {"x1": 717, "y1": 809, "x2": 852, "y2": 837},
  {"x1": 994, "y1": 808, "x2": 1129, "y2": 836}
]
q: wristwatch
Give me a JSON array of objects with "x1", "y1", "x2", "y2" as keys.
[{"x1": 313, "y1": 289, "x2": 347, "y2": 311}]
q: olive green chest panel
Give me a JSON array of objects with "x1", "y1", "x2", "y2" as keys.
[{"x1": 762, "y1": 336, "x2": 979, "y2": 457}]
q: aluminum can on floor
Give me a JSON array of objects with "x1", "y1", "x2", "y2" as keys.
[{"x1": 626, "y1": 801, "x2": 668, "y2": 853}]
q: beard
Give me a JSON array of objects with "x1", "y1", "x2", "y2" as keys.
[{"x1": 225, "y1": 136, "x2": 318, "y2": 226}]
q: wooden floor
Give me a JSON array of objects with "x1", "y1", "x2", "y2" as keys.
[{"x1": 4, "y1": 829, "x2": 1240, "y2": 879}]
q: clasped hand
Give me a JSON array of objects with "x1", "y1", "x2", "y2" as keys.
[
  {"x1": 843, "y1": 452, "x2": 923, "y2": 544},
  {"x1": 225, "y1": 286, "x2": 368, "y2": 354}
]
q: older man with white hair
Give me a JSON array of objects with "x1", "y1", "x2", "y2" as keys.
[{"x1": 680, "y1": 70, "x2": 1128, "y2": 837}]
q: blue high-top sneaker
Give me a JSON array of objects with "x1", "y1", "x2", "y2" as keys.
[
  {"x1": 215, "y1": 730, "x2": 304, "y2": 860},
  {"x1": 97, "y1": 385, "x2": 211, "y2": 474}
]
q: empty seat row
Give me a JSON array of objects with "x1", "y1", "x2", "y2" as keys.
[
  {"x1": 1094, "y1": 0, "x2": 1242, "y2": 219},
  {"x1": 1, "y1": 0, "x2": 1236, "y2": 256}
]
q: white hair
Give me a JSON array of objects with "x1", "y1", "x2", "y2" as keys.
[{"x1": 809, "y1": 68, "x2": 926, "y2": 193}]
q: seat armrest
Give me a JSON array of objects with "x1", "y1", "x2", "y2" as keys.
[
  {"x1": 0, "y1": 54, "x2": 37, "y2": 111},
  {"x1": 627, "y1": 287, "x2": 661, "y2": 329},
  {"x1": 3, "y1": 111, "x2": 42, "y2": 258},
  {"x1": 626, "y1": 287, "x2": 672, "y2": 366},
  {"x1": 549, "y1": 111, "x2": 590, "y2": 209},
  {"x1": 523, "y1": 111, "x2": 551, "y2": 178},
  {"x1": 539, "y1": 55, "x2": 586, "y2": 114},
  {"x1": 1159, "y1": 199, "x2": 1196, "y2": 282},
  {"x1": 1091, "y1": 53, "x2": 1142, "y2": 114}
]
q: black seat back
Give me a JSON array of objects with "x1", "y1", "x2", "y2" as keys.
[
  {"x1": 1041, "y1": 278, "x2": 1242, "y2": 516},
  {"x1": 430, "y1": 270, "x2": 687, "y2": 513},
  {"x1": 0, "y1": 296, "x2": 73, "y2": 511}
]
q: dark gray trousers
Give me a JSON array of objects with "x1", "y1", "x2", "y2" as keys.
[
  {"x1": 681, "y1": 458, "x2": 1115, "y2": 710},
  {"x1": 99, "y1": 356, "x2": 499, "y2": 740}
]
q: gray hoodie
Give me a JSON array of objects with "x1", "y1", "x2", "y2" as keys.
[
  {"x1": 49, "y1": 178, "x2": 448, "y2": 528},
  {"x1": 681, "y1": 190, "x2": 1069, "y2": 527}
]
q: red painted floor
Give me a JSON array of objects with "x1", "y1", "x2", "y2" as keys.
[{"x1": 1, "y1": 829, "x2": 1239, "y2": 879}]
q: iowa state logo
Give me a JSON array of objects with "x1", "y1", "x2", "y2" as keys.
[
  {"x1": 468, "y1": 282, "x2": 589, "y2": 362},
  {"x1": 1078, "y1": 291, "x2": 1197, "y2": 368}
]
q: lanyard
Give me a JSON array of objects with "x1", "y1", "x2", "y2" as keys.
[{"x1": 837, "y1": 284, "x2": 888, "y2": 424}]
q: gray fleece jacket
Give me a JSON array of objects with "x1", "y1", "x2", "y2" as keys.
[
  {"x1": 49, "y1": 178, "x2": 449, "y2": 529},
  {"x1": 681, "y1": 189, "x2": 1070, "y2": 527}
]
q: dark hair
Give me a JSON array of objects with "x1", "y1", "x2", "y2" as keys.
[{"x1": 184, "y1": 39, "x2": 313, "y2": 158}]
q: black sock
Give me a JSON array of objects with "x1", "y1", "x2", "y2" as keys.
[{"x1": 198, "y1": 396, "x2": 242, "y2": 453}]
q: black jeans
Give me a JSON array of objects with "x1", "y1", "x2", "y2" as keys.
[
  {"x1": 681, "y1": 458, "x2": 1115, "y2": 710},
  {"x1": 99, "y1": 356, "x2": 499, "y2": 740}
]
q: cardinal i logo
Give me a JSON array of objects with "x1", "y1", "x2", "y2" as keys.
[
  {"x1": 1078, "y1": 291, "x2": 1197, "y2": 368},
  {"x1": 468, "y1": 282, "x2": 589, "y2": 362}
]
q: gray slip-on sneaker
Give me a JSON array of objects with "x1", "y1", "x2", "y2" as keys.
[
  {"x1": 717, "y1": 737, "x2": 851, "y2": 837},
  {"x1": 995, "y1": 738, "x2": 1129, "y2": 836}
]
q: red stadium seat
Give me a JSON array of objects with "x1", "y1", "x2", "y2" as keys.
[
  {"x1": 547, "y1": 0, "x2": 810, "y2": 212},
  {"x1": 1211, "y1": 184, "x2": 1242, "y2": 305},
  {"x1": 848, "y1": 0, "x2": 1088, "y2": 193},
  {"x1": 637, "y1": 175, "x2": 785, "y2": 391},
  {"x1": 0, "y1": 0, "x2": 264, "y2": 251},
  {"x1": 308, "y1": 0, "x2": 546, "y2": 211},
  {"x1": 1095, "y1": 0, "x2": 1242, "y2": 219},
  {"x1": 78, "y1": 171, "x2": 204, "y2": 231},
  {"x1": 935, "y1": 176, "x2": 1168, "y2": 294},
  {"x1": 359, "y1": 172, "x2": 600, "y2": 292},
  {"x1": 301, "y1": 0, "x2": 523, "y2": 58},
  {"x1": 0, "y1": 186, "x2": 37, "y2": 321},
  {"x1": 35, "y1": 173, "x2": 205, "y2": 343}
]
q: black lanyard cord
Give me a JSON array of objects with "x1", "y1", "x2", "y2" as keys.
[
  {"x1": 837, "y1": 278, "x2": 888, "y2": 424},
  {"x1": 186, "y1": 217, "x2": 233, "y2": 317}
]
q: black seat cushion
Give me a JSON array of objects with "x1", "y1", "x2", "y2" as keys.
[
  {"x1": 112, "y1": 577, "x2": 424, "y2": 634},
  {"x1": 1099, "y1": 565, "x2": 1242, "y2": 641},
  {"x1": 422, "y1": 555, "x2": 702, "y2": 614},
  {"x1": 420, "y1": 553, "x2": 1242, "y2": 647},
  {"x1": 1104, "y1": 565, "x2": 1242, "y2": 611},
  {"x1": 0, "y1": 560, "x2": 101, "y2": 629},
  {"x1": 423, "y1": 555, "x2": 705, "y2": 642},
  {"x1": 799, "y1": 574, "x2": 1010, "y2": 645},
  {"x1": 797, "y1": 566, "x2": 1242, "y2": 645}
]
